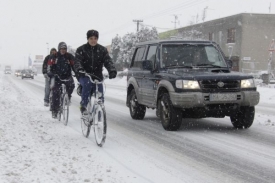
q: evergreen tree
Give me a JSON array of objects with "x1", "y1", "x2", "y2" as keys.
[
  {"x1": 110, "y1": 34, "x2": 122, "y2": 63},
  {"x1": 113, "y1": 26, "x2": 159, "y2": 70}
]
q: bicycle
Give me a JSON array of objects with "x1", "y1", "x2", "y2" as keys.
[
  {"x1": 79, "y1": 73, "x2": 107, "y2": 147},
  {"x1": 49, "y1": 75, "x2": 70, "y2": 126}
]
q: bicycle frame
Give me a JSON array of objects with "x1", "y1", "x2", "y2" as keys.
[
  {"x1": 84, "y1": 74, "x2": 104, "y2": 125},
  {"x1": 80, "y1": 73, "x2": 107, "y2": 146},
  {"x1": 50, "y1": 75, "x2": 70, "y2": 124}
]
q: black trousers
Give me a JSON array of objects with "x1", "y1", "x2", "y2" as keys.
[{"x1": 51, "y1": 76, "x2": 75, "y2": 112}]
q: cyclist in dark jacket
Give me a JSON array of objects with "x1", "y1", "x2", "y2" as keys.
[
  {"x1": 74, "y1": 29, "x2": 117, "y2": 115},
  {"x1": 42, "y1": 48, "x2": 57, "y2": 107},
  {"x1": 47, "y1": 42, "x2": 75, "y2": 118}
]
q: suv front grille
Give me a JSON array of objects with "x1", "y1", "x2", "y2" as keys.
[{"x1": 199, "y1": 80, "x2": 240, "y2": 92}]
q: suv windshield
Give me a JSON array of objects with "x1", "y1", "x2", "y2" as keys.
[{"x1": 161, "y1": 44, "x2": 227, "y2": 68}]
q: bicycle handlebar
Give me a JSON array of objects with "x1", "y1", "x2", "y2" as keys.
[
  {"x1": 79, "y1": 71, "x2": 104, "y2": 84},
  {"x1": 53, "y1": 74, "x2": 71, "y2": 82}
]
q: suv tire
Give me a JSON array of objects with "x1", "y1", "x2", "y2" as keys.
[
  {"x1": 230, "y1": 106, "x2": 255, "y2": 129},
  {"x1": 160, "y1": 93, "x2": 182, "y2": 131},
  {"x1": 129, "y1": 90, "x2": 146, "y2": 119}
]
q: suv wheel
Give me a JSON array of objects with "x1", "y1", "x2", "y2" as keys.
[
  {"x1": 156, "y1": 100, "x2": 161, "y2": 118},
  {"x1": 160, "y1": 93, "x2": 182, "y2": 131},
  {"x1": 230, "y1": 106, "x2": 255, "y2": 129},
  {"x1": 129, "y1": 90, "x2": 146, "y2": 119}
]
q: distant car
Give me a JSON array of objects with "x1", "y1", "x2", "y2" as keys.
[
  {"x1": 32, "y1": 70, "x2": 38, "y2": 76},
  {"x1": 15, "y1": 70, "x2": 22, "y2": 77},
  {"x1": 21, "y1": 69, "x2": 34, "y2": 79},
  {"x1": 4, "y1": 69, "x2": 11, "y2": 74}
]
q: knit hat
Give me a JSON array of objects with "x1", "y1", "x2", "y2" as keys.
[
  {"x1": 87, "y1": 30, "x2": 99, "y2": 39},
  {"x1": 58, "y1": 42, "x2": 67, "y2": 50}
]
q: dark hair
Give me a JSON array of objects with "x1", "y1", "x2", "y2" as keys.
[
  {"x1": 87, "y1": 30, "x2": 99, "y2": 39},
  {"x1": 50, "y1": 48, "x2": 57, "y2": 52}
]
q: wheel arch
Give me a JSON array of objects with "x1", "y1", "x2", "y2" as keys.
[
  {"x1": 126, "y1": 77, "x2": 140, "y2": 107},
  {"x1": 156, "y1": 80, "x2": 175, "y2": 103}
]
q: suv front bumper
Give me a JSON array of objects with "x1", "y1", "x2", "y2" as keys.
[{"x1": 170, "y1": 91, "x2": 260, "y2": 108}]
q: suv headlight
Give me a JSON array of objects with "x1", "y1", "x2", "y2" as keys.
[
  {"x1": 176, "y1": 80, "x2": 200, "y2": 89},
  {"x1": 241, "y1": 79, "x2": 255, "y2": 88}
]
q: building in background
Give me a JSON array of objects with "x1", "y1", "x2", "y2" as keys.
[
  {"x1": 32, "y1": 55, "x2": 44, "y2": 74},
  {"x1": 159, "y1": 13, "x2": 275, "y2": 75}
]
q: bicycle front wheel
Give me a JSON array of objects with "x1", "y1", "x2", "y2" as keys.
[
  {"x1": 81, "y1": 116, "x2": 91, "y2": 138},
  {"x1": 62, "y1": 94, "x2": 69, "y2": 126},
  {"x1": 94, "y1": 104, "x2": 107, "y2": 147}
]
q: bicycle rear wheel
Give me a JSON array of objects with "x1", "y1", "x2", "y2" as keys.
[
  {"x1": 49, "y1": 90, "x2": 53, "y2": 111},
  {"x1": 57, "y1": 95, "x2": 63, "y2": 121},
  {"x1": 94, "y1": 103, "x2": 107, "y2": 147},
  {"x1": 62, "y1": 94, "x2": 69, "y2": 126}
]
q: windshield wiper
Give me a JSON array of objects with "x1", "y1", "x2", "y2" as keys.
[
  {"x1": 165, "y1": 65, "x2": 193, "y2": 68},
  {"x1": 194, "y1": 63, "x2": 224, "y2": 68}
]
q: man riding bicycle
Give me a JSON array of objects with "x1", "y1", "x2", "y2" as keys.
[
  {"x1": 42, "y1": 48, "x2": 57, "y2": 107},
  {"x1": 74, "y1": 29, "x2": 117, "y2": 115},
  {"x1": 47, "y1": 42, "x2": 76, "y2": 118}
]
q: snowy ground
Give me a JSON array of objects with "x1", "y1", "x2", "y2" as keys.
[
  {"x1": 0, "y1": 73, "x2": 275, "y2": 183},
  {"x1": 0, "y1": 74, "x2": 130, "y2": 183}
]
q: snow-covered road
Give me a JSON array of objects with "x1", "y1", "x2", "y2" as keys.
[{"x1": 1, "y1": 73, "x2": 275, "y2": 183}]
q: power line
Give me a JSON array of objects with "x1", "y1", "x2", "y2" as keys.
[
  {"x1": 101, "y1": 0, "x2": 208, "y2": 36},
  {"x1": 139, "y1": 0, "x2": 201, "y2": 20},
  {"x1": 140, "y1": 0, "x2": 207, "y2": 20}
]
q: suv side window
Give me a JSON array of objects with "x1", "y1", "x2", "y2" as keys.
[
  {"x1": 146, "y1": 45, "x2": 157, "y2": 63},
  {"x1": 134, "y1": 47, "x2": 145, "y2": 61},
  {"x1": 132, "y1": 47, "x2": 146, "y2": 68}
]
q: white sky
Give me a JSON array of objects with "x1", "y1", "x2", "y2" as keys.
[{"x1": 0, "y1": 0, "x2": 274, "y2": 68}]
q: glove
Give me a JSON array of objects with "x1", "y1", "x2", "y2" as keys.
[
  {"x1": 108, "y1": 71, "x2": 117, "y2": 79},
  {"x1": 47, "y1": 72, "x2": 54, "y2": 77},
  {"x1": 78, "y1": 69, "x2": 86, "y2": 78}
]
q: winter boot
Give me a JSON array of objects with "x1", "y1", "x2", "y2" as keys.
[
  {"x1": 44, "y1": 101, "x2": 49, "y2": 107},
  {"x1": 52, "y1": 111, "x2": 58, "y2": 119},
  {"x1": 80, "y1": 106, "x2": 88, "y2": 116}
]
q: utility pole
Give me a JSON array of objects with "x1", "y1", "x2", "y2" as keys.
[
  {"x1": 46, "y1": 42, "x2": 49, "y2": 55},
  {"x1": 269, "y1": 2, "x2": 271, "y2": 13},
  {"x1": 171, "y1": 14, "x2": 181, "y2": 29},
  {"x1": 202, "y1": 6, "x2": 208, "y2": 22},
  {"x1": 133, "y1": 20, "x2": 143, "y2": 31}
]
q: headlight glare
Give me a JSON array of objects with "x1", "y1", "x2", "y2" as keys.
[
  {"x1": 241, "y1": 79, "x2": 255, "y2": 88},
  {"x1": 183, "y1": 80, "x2": 200, "y2": 89},
  {"x1": 176, "y1": 80, "x2": 200, "y2": 89}
]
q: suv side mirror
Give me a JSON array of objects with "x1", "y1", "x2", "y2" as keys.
[
  {"x1": 227, "y1": 60, "x2": 233, "y2": 68},
  {"x1": 142, "y1": 60, "x2": 153, "y2": 70}
]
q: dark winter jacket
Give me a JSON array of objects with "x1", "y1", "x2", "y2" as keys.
[
  {"x1": 47, "y1": 52, "x2": 75, "y2": 80},
  {"x1": 42, "y1": 55, "x2": 51, "y2": 74},
  {"x1": 74, "y1": 43, "x2": 117, "y2": 80}
]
